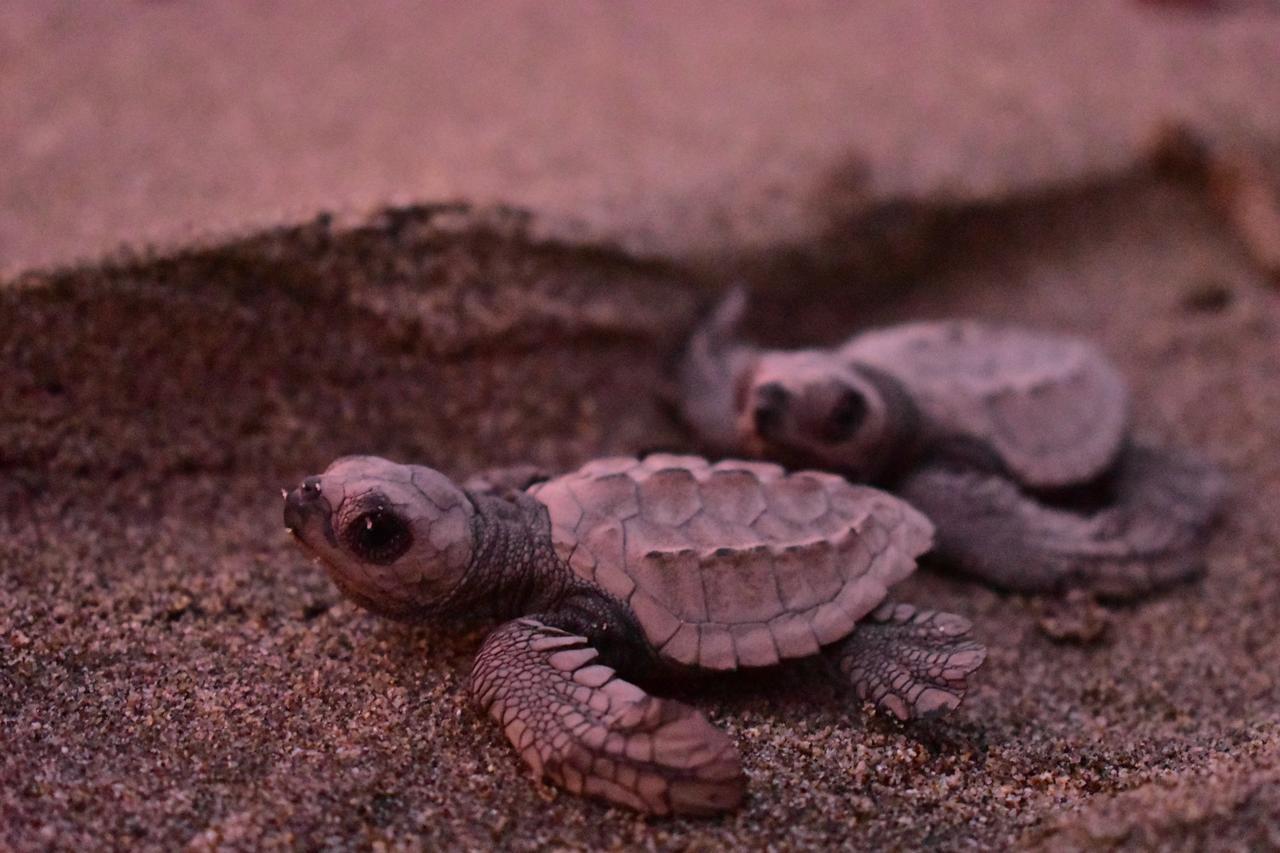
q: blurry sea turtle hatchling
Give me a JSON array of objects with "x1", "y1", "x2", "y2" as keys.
[
  {"x1": 681, "y1": 289, "x2": 1227, "y2": 600},
  {"x1": 283, "y1": 453, "x2": 985, "y2": 815}
]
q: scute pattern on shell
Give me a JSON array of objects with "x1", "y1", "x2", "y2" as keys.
[
  {"x1": 841, "y1": 321, "x2": 1130, "y2": 488},
  {"x1": 528, "y1": 454, "x2": 934, "y2": 671}
]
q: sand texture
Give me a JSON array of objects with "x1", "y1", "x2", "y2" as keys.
[
  {"x1": 4, "y1": 173, "x2": 1280, "y2": 849},
  {"x1": 5, "y1": 2, "x2": 1280, "y2": 850}
]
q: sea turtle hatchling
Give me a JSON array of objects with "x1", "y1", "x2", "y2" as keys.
[
  {"x1": 283, "y1": 453, "x2": 985, "y2": 815},
  {"x1": 680, "y1": 289, "x2": 1226, "y2": 599}
]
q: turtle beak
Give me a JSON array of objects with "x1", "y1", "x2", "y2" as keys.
[
  {"x1": 751, "y1": 382, "x2": 791, "y2": 440},
  {"x1": 283, "y1": 477, "x2": 336, "y2": 544}
]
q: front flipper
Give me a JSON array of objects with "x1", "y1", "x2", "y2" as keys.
[
  {"x1": 897, "y1": 445, "x2": 1226, "y2": 599},
  {"x1": 677, "y1": 285, "x2": 755, "y2": 453},
  {"x1": 832, "y1": 601, "x2": 986, "y2": 721},
  {"x1": 470, "y1": 618, "x2": 745, "y2": 815}
]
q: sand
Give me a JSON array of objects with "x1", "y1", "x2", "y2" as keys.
[
  {"x1": 6, "y1": 2, "x2": 1280, "y2": 273},
  {"x1": 3, "y1": 167, "x2": 1280, "y2": 850},
  {"x1": 5, "y1": 2, "x2": 1280, "y2": 849}
]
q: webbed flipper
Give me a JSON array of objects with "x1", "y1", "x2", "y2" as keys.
[
  {"x1": 897, "y1": 444, "x2": 1227, "y2": 599},
  {"x1": 470, "y1": 618, "x2": 745, "y2": 815},
  {"x1": 832, "y1": 601, "x2": 986, "y2": 721},
  {"x1": 678, "y1": 286, "x2": 756, "y2": 453}
]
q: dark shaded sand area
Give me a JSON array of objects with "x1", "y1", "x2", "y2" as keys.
[{"x1": 4, "y1": 169, "x2": 1280, "y2": 849}]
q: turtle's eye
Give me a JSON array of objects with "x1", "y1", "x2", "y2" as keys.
[
  {"x1": 820, "y1": 389, "x2": 868, "y2": 443},
  {"x1": 753, "y1": 383, "x2": 790, "y2": 438},
  {"x1": 345, "y1": 506, "x2": 413, "y2": 564}
]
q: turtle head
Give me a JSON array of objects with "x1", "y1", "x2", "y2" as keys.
[
  {"x1": 738, "y1": 351, "x2": 894, "y2": 479},
  {"x1": 283, "y1": 456, "x2": 475, "y2": 620}
]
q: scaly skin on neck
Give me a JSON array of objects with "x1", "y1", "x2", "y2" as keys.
[
  {"x1": 851, "y1": 364, "x2": 928, "y2": 485},
  {"x1": 432, "y1": 491, "x2": 575, "y2": 620},
  {"x1": 437, "y1": 491, "x2": 656, "y2": 675}
]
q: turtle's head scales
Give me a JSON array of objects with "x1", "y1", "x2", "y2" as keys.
[
  {"x1": 282, "y1": 455, "x2": 477, "y2": 621},
  {"x1": 738, "y1": 350, "x2": 892, "y2": 480}
]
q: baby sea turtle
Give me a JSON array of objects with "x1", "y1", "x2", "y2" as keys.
[
  {"x1": 680, "y1": 289, "x2": 1226, "y2": 599},
  {"x1": 283, "y1": 453, "x2": 985, "y2": 815}
]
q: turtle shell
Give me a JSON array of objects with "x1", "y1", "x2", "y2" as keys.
[
  {"x1": 527, "y1": 454, "x2": 933, "y2": 671},
  {"x1": 841, "y1": 321, "x2": 1129, "y2": 489}
]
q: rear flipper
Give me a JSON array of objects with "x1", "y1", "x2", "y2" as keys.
[
  {"x1": 1111, "y1": 443, "x2": 1226, "y2": 534},
  {"x1": 897, "y1": 444, "x2": 1227, "y2": 599},
  {"x1": 832, "y1": 601, "x2": 987, "y2": 721}
]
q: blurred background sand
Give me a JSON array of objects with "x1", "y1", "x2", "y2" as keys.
[{"x1": 4, "y1": 1, "x2": 1280, "y2": 270}]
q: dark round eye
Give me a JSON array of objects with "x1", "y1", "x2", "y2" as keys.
[
  {"x1": 821, "y1": 389, "x2": 868, "y2": 443},
  {"x1": 753, "y1": 383, "x2": 790, "y2": 438},
  {"x1": 345, "y1": 507, "x2": 413, "y2": 564}
]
